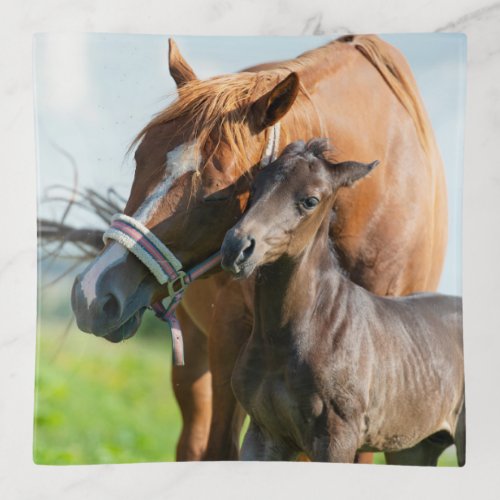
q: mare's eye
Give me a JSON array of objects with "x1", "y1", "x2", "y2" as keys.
[{"x1": 301, "y1": 196, "x2": 320, "y2": 210}]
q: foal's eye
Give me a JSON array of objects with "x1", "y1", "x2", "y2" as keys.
[{"x1": 301, "y1": 196, "x2": 320, "y2": 210}]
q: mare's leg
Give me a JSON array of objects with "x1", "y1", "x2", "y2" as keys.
[
  {"x1": 385, "y1": 432, "x2": 453, "y2": 466},
  {"x1": 356, "y1": 452, "x2": 374, "y2": 464},
  {"x1": 203, "y1": 279, "x2": 253, "y2": 460},
  {"x1": 172, "y1": 304, "x2": 212, "y2": 461},
  {"x1": 241, "y1": 421, "x2": 297, "y2": 461}
]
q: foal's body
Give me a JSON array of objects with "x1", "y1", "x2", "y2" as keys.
[
  {"x1": 235, "y1": 236, "x2": 463, "y2": 463},
  {"x1": 222, "y1": 140, "x2": 464, "y2": 464}
]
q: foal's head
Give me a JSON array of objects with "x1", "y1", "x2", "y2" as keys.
[{"x1": 221, "y1": 139, "x2": 378, "y2": 278}]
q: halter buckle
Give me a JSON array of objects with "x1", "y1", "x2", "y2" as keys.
[{"x1": 167, "y1": 272, "x2": 188, "y2": 297}]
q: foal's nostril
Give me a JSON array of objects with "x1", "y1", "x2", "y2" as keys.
[
  {"x1": 236, "y1": 237, "x2": 255, "y2": 264},
  {"x1": 243, "y1": 237, "x2": 255, "y2": 260},
  {"x1": 101, "y1": 293, "x2": 121, "y2": 320}
]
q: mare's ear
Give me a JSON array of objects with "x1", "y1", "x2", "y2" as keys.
[
  {"x1": 327, "y1": 158, "x2": 380, "y2": 187},
  {"x1": 251, "y1": 73, "x2": 300, "y2": 131},
  {"x1": 168, "y1": 38, "x2": 197, "y2": 88}
]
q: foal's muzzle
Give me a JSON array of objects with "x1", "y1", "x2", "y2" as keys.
[{"x1": 221, "y1": 228, "x2": 256, "y2": 276}]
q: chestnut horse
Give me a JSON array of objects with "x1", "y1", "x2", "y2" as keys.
[{"x1": 71, "y1": 35, "x2": 447, "y2": 461}]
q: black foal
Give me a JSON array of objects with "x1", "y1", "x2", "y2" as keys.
[{"x1": 221, "y1": 139, "x2": 464, "y2": 465}]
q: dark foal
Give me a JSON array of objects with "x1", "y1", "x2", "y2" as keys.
[{"x1": 221, "y1": 139, "x2": 465, "y2": 465}]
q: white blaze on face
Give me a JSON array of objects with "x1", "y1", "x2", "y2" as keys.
[
  {"x1": 79, "y1": 142, "x2": 200, "y2": 308},
  {"x1": 80, "y1": 242, "x2": 129, "y2": 306},
  {"x1": 133, "y1": 140, "x2": 200, "y2": 224}
]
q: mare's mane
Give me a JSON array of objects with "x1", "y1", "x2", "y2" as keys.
[
  {"x1": 132, "y1": 35, "x2": 435, "y2": 178},
  {"x1": 132, "y1": 65, "x2": 322, "y2": 177}
]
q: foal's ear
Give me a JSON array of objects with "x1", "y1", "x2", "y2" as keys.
[
  {"x1": 168, "y1": 38, "x2": 197, "y2": 88},
  {"x1": 329, "y1": 159, "x2": 380, "y2": 187},
  {"x1": 251, "y1": 73, "x2": 300, "y2": 131}
]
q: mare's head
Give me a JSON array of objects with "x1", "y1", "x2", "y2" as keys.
[
  {"x1": 221, "y1": 139, "x2": 379, "y2": 278},
  {"x1": 71, "y1": 39, "x2": 301, "y2": 342}
]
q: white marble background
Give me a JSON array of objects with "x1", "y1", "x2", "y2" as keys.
[{"x1": 1, "y1": 0, "x2": 499, "y2": 499}]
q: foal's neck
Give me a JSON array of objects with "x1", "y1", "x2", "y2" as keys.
[{"x1": 254, "y1": 216, "x2": 347, "y2": 348}]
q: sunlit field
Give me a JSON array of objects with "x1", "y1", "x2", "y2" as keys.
[
  {"x1": 34, "y1": 283, "x2": 458, "y2": 466},
  {"x1": 34, "y1": 321, "x2": 181, "y2": 464}
]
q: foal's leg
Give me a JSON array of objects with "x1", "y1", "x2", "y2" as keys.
[
  {"x1": 241, "y1": 421, "x2": 297, "y2": 461},
  {"x1": 455, "y1": 403, "x2": 466, "y2": 467},
  {"x1": 172, "y1": 304, "x2": 212, "y2": 461},
  {"x1": 311, "y1": 418, "x2": 359, "y2": 463},
  {"x1": 384, "y1": 442, "x2": 442, "y2": 466},
  {"x1": 385, "y1": 432, "x2": 453, "y2": 466}
]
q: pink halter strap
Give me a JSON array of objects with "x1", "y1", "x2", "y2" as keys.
[
  {"x1": 102, "y1": 122, "x2": 280, "y2": 365},
  {"x1": 103, "y1": 214, "x2": 221, "y2": 366}
]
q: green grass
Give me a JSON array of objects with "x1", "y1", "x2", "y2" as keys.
[
  {"x1": 34, "y1": 321, "x2": 181, "y2": 464},
  {"x1": 34, "y1": 318, "x2": 458, "y2": 466}
]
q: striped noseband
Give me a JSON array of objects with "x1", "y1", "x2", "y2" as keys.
[{"x1": 102, "y1": 123, "x2": 281, "y2": 366}]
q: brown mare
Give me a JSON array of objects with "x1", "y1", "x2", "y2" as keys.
[
  {"x1": 221, "y1": 139, "x2": 464, "y2": 465},
  {"x1": 71, "y1": 35, "x2": 448, "y2": 461}
]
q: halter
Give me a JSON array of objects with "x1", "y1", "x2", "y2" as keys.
[{"x1": 102, "y1": 122, "x2": 281, "y2": 366}]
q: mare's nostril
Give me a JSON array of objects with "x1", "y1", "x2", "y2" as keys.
[{"x1": 101, "y1": 293, "x2": 121, "y2": 320}]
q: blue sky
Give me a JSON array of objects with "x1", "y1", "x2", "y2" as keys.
[{"x1": 34, "y1": 34, "x2": 466, "y2": 294}]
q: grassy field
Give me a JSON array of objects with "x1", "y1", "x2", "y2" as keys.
[
  {"x1": 34, "y1": 318, "x2": 181, "y2": 464},
  {"x1": 34, "y1": 315, "x2": 458, "y2": 466}
]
